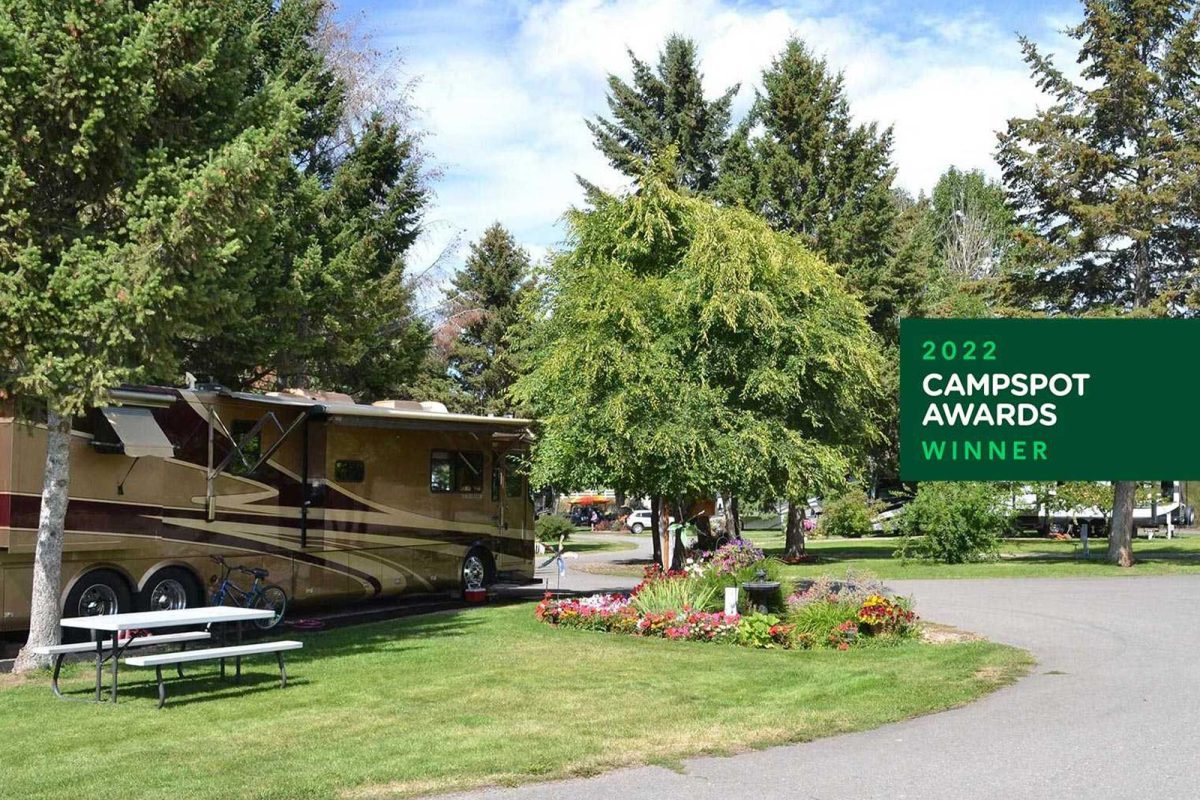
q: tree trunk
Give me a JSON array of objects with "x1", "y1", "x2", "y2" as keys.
[
  {"x1": 657, "y1": 495, "x2": 672, "y2": 570},
  {"x1": 784, "y1": 501, "x2": 805, "y2": 558},
  {"x1": 730, "y1": 495, "x2": 742, "y2": 540},
  {"x1": 1108, "y1": 481, "x2": 1136, "y2": 567},
  {"x1": 13, "y1": 407, "x2": 73, "y2": 672},
  {"x1": 1107, "y1": 236, "x2": 1151, "y2": 565},
  {"x1": 649, "y1": 496, "x2": 662, "y2": 567},
  {"x1": 670, "y1": 497, "x2": 685, "y2": 570}
]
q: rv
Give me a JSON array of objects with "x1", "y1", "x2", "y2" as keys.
[
  {"x1": 1009, "y1": 481, "x2": 1194, "y2": 536},
  {"x1": 0, "y1": 386, "x2": 535, "y2": 633}
]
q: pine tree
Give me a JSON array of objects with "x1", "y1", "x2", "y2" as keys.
[
  {"x1": 184, "y1": 2, "x2": 430, "y2": 398},
  {"x1": 587, "y1": 35, "x2": 738, "y2": 194},
  {"x1": 998, "y1": 0, "x2": 1200, "y2": 314},
  {"x1": 444, "y1": 224, "x2": 532, "y2": 415},
  {"x1": 997, "y1": 0, "x2": 1200, "y2": 566},
  {"x1": 0, "y1": 0, "x2": 304, "y2": 669},
  {"x1": 718, "y1": 39, "x2": 905, "y2": 342}
]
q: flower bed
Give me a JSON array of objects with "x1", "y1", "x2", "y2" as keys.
[
  {"x1": 537, "y1": 564, "x2": 919, "y2": 651},
  {"x1": 857, "y1": 593, "x2": 916, "y2": 633}
]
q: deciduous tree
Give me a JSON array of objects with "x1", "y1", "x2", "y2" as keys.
[
  {"x1": 930, "y1": 168, "x2": 1013, "y2": 284},
  {"x1": 512, "y1": 157, "x2": 883, "y2": 568}
]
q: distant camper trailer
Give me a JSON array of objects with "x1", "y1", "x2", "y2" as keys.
[{"x1": 0, "y1": 386, "x2": 535, "y2": 633}]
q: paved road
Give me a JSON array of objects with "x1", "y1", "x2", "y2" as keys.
[
  {"x1": 532, "y1": 533, "x2": 647, "y2": 594},
  {"x1": 445, "y1": 571, "x2": 1200, "y2": 800}
]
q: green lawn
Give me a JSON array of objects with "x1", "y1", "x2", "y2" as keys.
[
  {"x1": 0, "y1": 605, "x2": 1029, "y2": 799},
  {"x1": 561, "y1": 537, "x2": 638, "y2": 555},
  {"x1": 753, "y1": 531, "x2": 1200, "y2": 580},
  {"x1": 579, "y1": 531, "x2": 1200, "y2": 580}
]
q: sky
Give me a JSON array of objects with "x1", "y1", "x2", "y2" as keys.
[{"x1": 333, "y1": 0, "x2": 1082, "y2": 295}]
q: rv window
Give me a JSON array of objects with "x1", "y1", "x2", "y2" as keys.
[
  {"x1": 229, "y1": 420, "x2": 262, "y2": 476},
  {"x1": 456, "y1": 451, "x2": 484, "y2": 494},
  {"x1": 431, "y1": 450, "x2": 484, "y2": 494},
  {"x1": 335, "y1": 459, "x2": 365, "y2": 483},
  {"x1": 430, "y1": 451, "x2": 454, "y2": 493}
]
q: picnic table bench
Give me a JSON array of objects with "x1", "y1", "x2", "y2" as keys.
[
  {"x1": 126, "y1": 640, "x2": 303, "y2": 708},
  {"x1": 52, "y1": 606, "x2": 302, "y2": 707},
  {"x1": 32, "y1": 630, "x2": 212, "y2": 698}
]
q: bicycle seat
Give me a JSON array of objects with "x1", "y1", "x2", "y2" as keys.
[{"x1": 248, "y1": 567, "x2": 269, "y2": 579}]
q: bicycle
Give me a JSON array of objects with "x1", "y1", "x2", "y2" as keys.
[{"x1": 209, "y1": 555, "x2": 288, "y2": 630}]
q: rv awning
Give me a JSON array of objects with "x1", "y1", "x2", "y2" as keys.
[{"x1": 101, "y1": 406, "x2": 175, "y2": 459}]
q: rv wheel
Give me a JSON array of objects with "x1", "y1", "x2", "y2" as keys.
[
  {"x1": 140, "y1": 567, "x2": 203, "y2": 613},
  {"x1": 63, "y1": 569, "x2": 132, "y2": 642},
  {"x1": 461, "y1": 548, "x2": 494, "y2": 593}
]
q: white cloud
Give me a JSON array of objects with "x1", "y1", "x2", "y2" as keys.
[{"x1": 376, "y1": 0, "x2": 1076, "y2": 300}]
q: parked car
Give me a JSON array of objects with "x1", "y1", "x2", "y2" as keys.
[{"x1": 625, "y1": 509, "x2": 675, "y2": 534}]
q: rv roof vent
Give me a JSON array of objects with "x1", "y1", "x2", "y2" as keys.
[
  {"x1": 277, "y1": 388, "x2": 356, "y2": 405},
  {"x1": 370, "y1": 399, "x2": 450, "y2": 414},
  {"x1": 313, "y1": 390, "x2": 356, "y2": 405},
  {"x1": 370, "y1": 399, "x2": 425, "y2": 411}
]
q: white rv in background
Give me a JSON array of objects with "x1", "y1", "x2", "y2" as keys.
[{"x1": 1009, "y1": 481, "x2": 1194, "y2": 537}]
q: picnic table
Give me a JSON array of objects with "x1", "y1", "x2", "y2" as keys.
[{"x1": 54, "y1": 606, "x2": 275, "y2": 704}]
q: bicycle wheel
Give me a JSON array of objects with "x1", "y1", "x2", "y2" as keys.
[{"x1": 252, "y1": 584, "x2": 288, "y2": 629}]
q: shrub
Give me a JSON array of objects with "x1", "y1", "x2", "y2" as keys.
[
  {"x1": 818, "y1": 487, "x2": 880, "y2": 538},
  {"x1": 787, "y1": 600, "x2": 860, "y2": 642},
  {"x1": 786, "y1": 570, "x2": 885, "y2": 610},
  {"x1": 784, "y1": 583, "x2": 921, "y2": 649},
  {"x1": 631, "y1": 574, "x2": 720, "y2": 615},
  {"x1": 706, "y1": 539, "x2": 765, "y2": 574},
  {"x1": 895, "y1": 482, "x2": 1012, "y2": 563},
  {"x1": 735, "y1": 613, "x2": 800, "y2": 649},
  {"x1": 535, "y1": 514, "x2": 576, "y2": 542}
]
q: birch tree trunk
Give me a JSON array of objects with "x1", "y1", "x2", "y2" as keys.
[
  {"x1": 13, "y1": 407, "x2": 73, "y2": 672},
  {"x1": 657, "y1": 495, "x2": 672, "y2": 570},
  {"x1": 1108, "y1": 481, "x2": 1135, "y2": 567}
]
